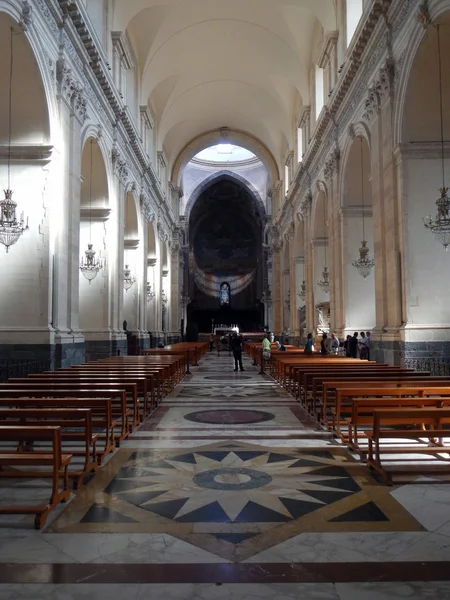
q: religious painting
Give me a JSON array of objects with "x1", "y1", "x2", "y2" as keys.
[{"x1": 220, "y1": 282, "x2": 230, "y2": 305}]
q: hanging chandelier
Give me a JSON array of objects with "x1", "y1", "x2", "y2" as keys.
[
  {"x1": 423, "y1": 24, "x2": 450, "y2": 250},
  {"x1": 352, "y1": 137, "x2": 375, "y2": 278},
  {"x1": 147, "y1": 282, "x2": 155, "y2": 302},
  {"x1": 0, "y1": 28, "x2": 28, "y2": 253},
  {"x1": 123, "y1": 265, "x2": 136, "y2": 291},
  {"x1": 297, "y1": 280, "x2": 306, "y2": 301},
  {"x1": 80, "y1": 139, "x2": 103, "y2": 282},
  {"x1": 317, "y1": 266, "x2": 330, "y2": 294},
  {"x1": 317, "y1": 204, "x2": 330, "y2": 294}
]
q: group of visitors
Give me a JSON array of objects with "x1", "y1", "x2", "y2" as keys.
[
  {"x1": 343, "y1": 331, "x2": 371, "y2": 360},
  {"x1": 305, "y1": 331, "x2": 371, "y2": 360}
]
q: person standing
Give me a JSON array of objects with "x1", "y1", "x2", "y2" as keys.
[
  {"x1": 349, "y1": 332, "x2": 358, "y2": 358},
  {"x1": 209, "y1": 333, "x2": 214, "y2": 351},
  {"x1": 231, "y1": 331, "x2": 244, "y2": 371},
  {"x1": 365, "y1": 331, "x2": 371, "y2": 361},
  {"x1": 359, "y1": 331, "x2": 368, "y2": 360},
  {"x1": 320, "y1": 333, "x2": 328, "y2": 355},
  {"x1": 304, "y1": 333, "x2": 314, "y2": 354},
  {"x1": 330, "y1": 333, "x2": 339, "y2": 355}
]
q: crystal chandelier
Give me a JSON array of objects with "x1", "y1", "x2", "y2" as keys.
[
  {"x1": 352, "y1": 137, "x2": 374, "y2": 278},
  {"x1": 123, "y1": 265, "x2": 136, "y2": 291},
  {"x1": 317, "y1": 265, "x2": 330, "y2": 294},
  {"x1": 0, "y1": 28, "x2": 28, "y2": 253},
  {"x1": 147, "y1": 282, "x2": 155, "y2": 302},
  {"x1": 423, "y1": 24, "x2": 450, "y2": 250},
  {"x1": 297, "y1": 280, "x2": 306, "y2": 302},
  {"x1": 80, "y1": 139, "x2": 102, "y2": 282},
  {"x1": 317, "y1": 204, "x2": 330, "y2": 294}
]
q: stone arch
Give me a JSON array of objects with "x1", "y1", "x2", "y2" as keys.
[
  {"x1": 0, "y1": 10, "x2": 53, "y2": 334},
  {"x1": 0, "y1": 10, "x2": 53, "y2": 143},
  {"x1": 312, "y1": 186, "x2": 328, "y2": 239},
  {"x1": 395, "y1": 6, "x2": 450, "y2": 331},
  {"x1": 172, "y1": 128, "x2": 280, "y2": 185},
  {"x1": 147, "y1": 220, "x2": 157, "y2": 259},
  {"x1": 124, "y1": 187, "x2": 140, "y2": 242},
  {"x1": 339, "y1": 122, "x2": 371, "y2": 195},
  {"x1": 393, "y1": 0, "x2": 450, "y2": 148},
  {"x1": 184, "y1": 170, "x2": 266, "y2": 226},
  {"x1": 81, "y1": 124, "x2": 114, "y2": 200},
  {"x1": 340, "y1": 133, "x2": 375, "y2": 332},
  {"x1": 79, "y1": 137, "x2": 109, "y2": 336}
]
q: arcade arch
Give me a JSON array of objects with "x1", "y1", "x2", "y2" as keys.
[
  {"x1": 78, "y1": 138, "x2": 109, "y2": 339},
  {"x1": 340, "y1": 134, "x2": 375, "y2": 333}
]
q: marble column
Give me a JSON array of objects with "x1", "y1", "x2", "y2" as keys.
[
  {"x1": 364, "y1": 61, "x2": 402, "y2": 363},
  {"x1": 53, "y1": 64, "x2": 86, "y2": 366}
]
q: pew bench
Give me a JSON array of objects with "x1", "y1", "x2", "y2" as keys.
[
  {"x1": 347, "y1": 397, "x2": 450, "y2": 458},
  {"x1": 0, "y1": 425, "x2": 72, "y2": 528},
  {"x1": 365, "y1": 407, "x2": 450, "y2": 484},
  {"x1": 0, "y1": 407, "x2": 97, "y2": 489},
  {"x1": 0, "y1": 386, "x2": 128, "y2": 445},
  {"x1": 0, "y1": 398, "x2": 115, "y2": 463},
  {"x1": 330, "y1": 385, "x2": 450, "y2": 439}
]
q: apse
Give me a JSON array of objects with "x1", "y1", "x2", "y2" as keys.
[{"x1": 188, "y1": 176, "x2": 265, "y2": 330}]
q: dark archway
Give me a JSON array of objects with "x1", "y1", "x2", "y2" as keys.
[{"x1": 187, "y1": 176, "x2": 265, "y2": 332}]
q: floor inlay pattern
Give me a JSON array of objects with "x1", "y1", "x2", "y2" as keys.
[{"x1": 48, "y1": 442, "x2": 422, "y2": 562}]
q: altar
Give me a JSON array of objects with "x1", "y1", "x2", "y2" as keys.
[{"x1": 213, "y1": 327, "x2": 239, "y2": 336}]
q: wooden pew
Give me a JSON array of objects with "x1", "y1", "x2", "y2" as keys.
[
  {"x1": 0, "y1": 408, "x2": 96, "y2": 489},
  {"x1": 0, "y1": 386, "x2": 128, "y2": 444},
  {"x1": 0, "y1": 425, "x2": 72, "y2": 528},
  {"x1": 18, "y1": 375, "x2": 141, "y2": 427},
  {"x1": 330, "y1": 385, "x2": 450, "y2": 439},
  {"x1": 299, "y1": 366, "x2": 402, "y2": 406},
  {"x1": 308, "y1": 370, "x2": 430, "y2": 414},
  {"x1": 0, "y1": 398, "x2": 114, "y2": 463},
  {"x1": 365, "y1": 407, "x2": 450, "y2": 484},
  {"x1": 59, "y1": 368, "x2": 157, "y2": 414},
  {"x1": 347, "y1": 396, "x2": 450, "y2": 457}
]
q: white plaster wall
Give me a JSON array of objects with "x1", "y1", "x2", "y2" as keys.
[
  {"x1": 78, "y1": 220, "x2": 108, "y2": 335},
  {"x1": 342, "y1": 214, "x2": 375, "y2": 330},
  {"x1": 402, "y1": 156, "x2": 450, "y2": 326},
  {"x1": 0, "y1": 163, "x2": 51, "y2": 339}
]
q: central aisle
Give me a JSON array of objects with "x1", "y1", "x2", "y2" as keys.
[{"x1": 2, "y1": 350, "x2": 450, "y2": 599}]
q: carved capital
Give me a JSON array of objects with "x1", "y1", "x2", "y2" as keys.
[
  {"x1": 112, "y1": 145, "x2": 129, "y2": 184},
  {"x1": 56, "y1": 60, "x2": 86, "y2": 123},
  {"x1": 362, "y1": 86, "x2": 380, "y2": 122}
]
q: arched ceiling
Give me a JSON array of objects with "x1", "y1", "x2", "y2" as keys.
[{"x1": 113, "y1": 0, "x2": 337, "y2": 169}]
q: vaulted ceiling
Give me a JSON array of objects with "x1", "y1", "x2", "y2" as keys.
[{"x1": 113, "y1": 0, "x2": 337, "y2": 169}]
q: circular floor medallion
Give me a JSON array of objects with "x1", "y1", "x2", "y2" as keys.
[
  {"x1": 193, "y1": 467, "x2": 272, "y2": 491},
  {"x1": 184, "y1": 409, "x2": 275, "y2": 425}
]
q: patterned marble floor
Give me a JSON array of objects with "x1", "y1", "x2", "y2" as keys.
[{"x1": 1, "y1": 352, "x2": 450, "y2": 598}]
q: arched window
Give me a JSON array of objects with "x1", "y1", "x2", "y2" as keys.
[
  {"x1": 220, "y1": 282, "x2": 230, "y2": 305},
  {"x1": 315, "y1": 66, "x2": 325, "y2": 119}
]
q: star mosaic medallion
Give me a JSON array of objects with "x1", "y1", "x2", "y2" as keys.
[{"x1": 49, "y1": 442, "x2": 423, "y2": 561}]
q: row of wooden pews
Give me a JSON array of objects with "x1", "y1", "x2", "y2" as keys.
[
  {"x1": 245, "y1": 342, "x2": 450, "y2": 485},
  {"x1": 0, "y1": 342, "x2": 204, "y2": 528}
]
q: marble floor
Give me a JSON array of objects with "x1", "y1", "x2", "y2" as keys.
[{"x1": 1, "y1": 352, "x2": 450, "y2": 599}]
